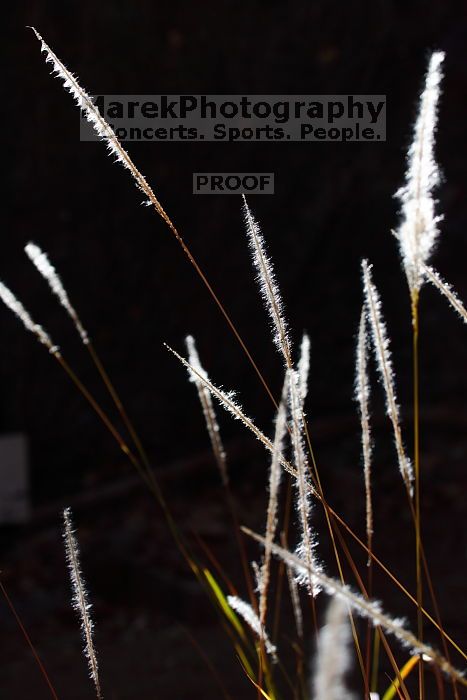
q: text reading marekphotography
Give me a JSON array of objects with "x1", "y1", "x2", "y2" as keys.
[{"x1": 80, "y1": 95, "x2": 386, "y2": 142}]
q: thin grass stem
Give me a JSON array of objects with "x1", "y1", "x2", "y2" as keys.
[
  {"x1": 0, "y1": 580, "x2": 60, "y2": 700},
  {"x1": 411, "y1": 292, "x2": 425, "y2": 700}
]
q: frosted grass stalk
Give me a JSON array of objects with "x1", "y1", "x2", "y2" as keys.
[
  {"x1": 280, "y1": 532, "x2": 303, "y2": 639},
  {"x1": 185, "y1": 335, "x2": 228, "y2": 485},
  {"x1": 227, "y1": 595, "x2": 276, "y2": 658},
  {"x1": 63, "y1": 508, "x2": 102, "y2": 699},
  {"x1": 395, "y1": 51, "x2": 445, "y2": 295},
  {"x1": 355, "y1": 308, "x2": 373, "y2": 562},
  {"x1": 0, "y1": 281, "x2": 59, "y2": 355},
  {"x1": 243, "y1": 528, "x2": 466, "y2": 685},
  {"x1": 362, "y1": 260, "x2": 413, "y2": 493},
  {"x1": 31, "y1": 28, "x2": 174, "y2": 228},
  {"x1": 288, "y1": 366, "x2": 321, "y2": 596},
  {"x1": 422, "y1": 265, "x2": 467, "y2": 324},
  {"x1": 311, "y1": 598, "x2": 355, "y2": 700},
  {"x1": 242, "y1": 196, "x2": 292, "y2": 366},
  {"x1": 258, "y1": 373, "x2": 289, "y2": 627},
  {"x1": 165, "y1": 343, "x2": 304, "y2": 482},
  {"x1": 25, "y1": 242, "x2": 89, "y2": 344},
  {"x1": 297, "y1": 333, "x2": 311, "y2": 404}
]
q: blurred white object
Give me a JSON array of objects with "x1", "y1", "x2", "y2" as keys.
[{"x1": 0, "y1": 433, "x2": 30, "y2": 523}]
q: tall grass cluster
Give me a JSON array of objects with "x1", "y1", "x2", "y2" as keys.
[{"x1": 1, "y1": 30, "x2": 466, "y2": 700}]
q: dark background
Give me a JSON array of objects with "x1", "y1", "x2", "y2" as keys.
[{"x1": 2, "y1": 2, "x2": 467, "y2": 698}]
